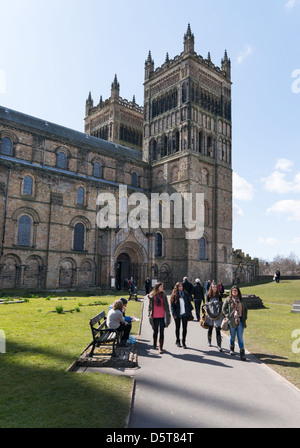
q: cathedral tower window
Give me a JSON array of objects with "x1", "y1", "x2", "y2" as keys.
[
  {"x1": 77, "y1": 187, "x2": 85, "y2": 205},
  {"x1": 199, "y1": 236, "x2": 207, "y2": 260},
  {"x1": 23, "y1": 176, "x2": 33, "y2": 196},
  {"x1": 155, "y1": 232, "x2": 163, "y2": 257},
  {"x1": 17, "y1": 215, "x2": 32, "y2": 247},
  {"x1": 131, "y1": 172, "x2": 138, "y2": 187},
  {"x1": 93, "y1": 162, "x2": 102, "y2": 178},
  {"x1": 57, "y1": 152, "x2": 67, "y2": 170},
  {"x1": 73, "y1": 222, "x2": 85, "y2": 251},
  {"x1": 1, "y1": 137, "x2": 12, "y2": 156}
]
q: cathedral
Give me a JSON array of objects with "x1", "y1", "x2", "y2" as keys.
[{"x1": 0, "y1": 25, "x2": 233, "y2": 291}]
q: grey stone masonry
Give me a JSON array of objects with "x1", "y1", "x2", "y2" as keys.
[{"x1": 291, "y1": 300, "x2": 300, "y2": 313}]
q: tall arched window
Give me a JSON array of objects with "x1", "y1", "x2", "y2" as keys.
[
  {"x1": 17, "y1": 215, "x2": 31, "y2": 247},
  {"x1": 155, "y1": 232, "x2": 163, "y2": 257},
  {"x1": 93, "y1": 162, "x2": 101, "y2": 178},
  {"x1": 23, "y1": 176, "x2": 33, "y2": 195},
  {"x1": 1, "y1": 137, "x2": 12, "y2": 156},
  {"x1": 131, "y1": 172, "x2": 138, "y2": 187},
  {"x1": 57, "y1": 152, "x2": 67, "y2": 169},
  {"x1": 199, "y1": 237, "x2": 207, "y2": 260},
  {"x1": 77, "y1": 187, "x2": 84, "y2": 205},
  {"x1": 74, "y1": 222, "x2": 85, "y2": 251}
]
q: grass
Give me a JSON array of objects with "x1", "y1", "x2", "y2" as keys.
[
  {"x1": 237, "y1": 280, "x2": 300, "y2": 390},
  {"x1": 0, "y1": 292, "x2": 142, "y2": 428}
]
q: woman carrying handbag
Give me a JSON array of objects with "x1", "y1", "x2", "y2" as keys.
[
  {"x1": 222, "y1": 285, "x2": 248, "y2": 360},
  {"x1": 203, "y1": 282, "x2": 224, "y2": 352}
]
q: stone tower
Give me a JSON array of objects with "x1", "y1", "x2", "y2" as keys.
[
  {"x1": 84, "y1": 75, "x2": 144, "y2": 151},
  {"x1": 143, "y1": 24, "x2": 233, "y2": 284}
]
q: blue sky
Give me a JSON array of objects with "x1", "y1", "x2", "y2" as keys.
[{"x1": 1, "y1": 0, "x2": 300, "y2": 262}]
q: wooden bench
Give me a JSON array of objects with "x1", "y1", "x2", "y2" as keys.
[{"x1": 88, "y1": 311, "x2": 121, "y2": 357}]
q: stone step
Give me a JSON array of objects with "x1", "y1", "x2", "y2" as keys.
[{"x1": 291, "y1": 303, "x2": 300, "y2": 313}]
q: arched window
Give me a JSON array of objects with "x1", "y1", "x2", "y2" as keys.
[
  {"x1": 74, "y1": 223, "x2": 85, "y2": 251},
  {"x1": 93, "y1": 162, "x2": 101, "y2": 178},
  {"x1": 57, "y1": 152, "x2": 67, "y2": 169},
  {"x1": 131, "y1": 172, "x2": 138, "y2": 187},
  {"x1": 199, "y1": 237, "x2": 207, "y2": 260},
  {"x1": 23, "y1": 176, "x2": 33, "y2": 195},
  {"x1": 17, "y1": 215, "x2": 31, "y2": 247},
  {"x1": 77, "y1": 187, "x2": 84, "y2": 205},
  {"x1": 155, "y1": 232, "x2": 163, "y2": 257},
  {"x1": 1, "y1": 137, "x2": 12, "y2": 156}
]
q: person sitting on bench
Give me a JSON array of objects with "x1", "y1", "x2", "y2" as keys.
[{"x1": 107, "y1": 299, "x2": 131, "y2": 346}]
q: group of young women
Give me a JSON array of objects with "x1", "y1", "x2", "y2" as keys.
[{"x1": 147, "y1": 281, "x2": 248, "y2": 361}]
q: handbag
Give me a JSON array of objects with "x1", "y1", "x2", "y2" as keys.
[
  {"x1": 200, "y1": 313, "x2": 210, "y2": 329},
  {"x1": 221, "y1": 317, "x2": 229, "y2": 331}
]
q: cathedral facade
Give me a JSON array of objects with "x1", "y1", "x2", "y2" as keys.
[{"x1": 0, "y1": 26, "x2": 233, "y2": 291}]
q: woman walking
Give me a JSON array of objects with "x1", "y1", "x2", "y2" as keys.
[
  {"x1": 204, "y1": 282, "x2": 223, "y2": 351},
  {"x1": 170, "y1": 282, "x2": 193, "y2": 349},
  {"x1": 222, "y1": 285, "x2": 248, "y2": 360},
  {"x1": 148, "y1": 282, "x2": 171, "y2": 354}
]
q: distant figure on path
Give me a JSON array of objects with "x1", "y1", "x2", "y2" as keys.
[{"x1": 193, "y1": 278, "x2": 205, "y2": 321}]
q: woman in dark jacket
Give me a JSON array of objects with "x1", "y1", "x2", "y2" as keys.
[
  {"x1": 193, "y1": 278, "x2": 205, "y2": 321},
  {"x1": 170, "y1": 282, "x2": 193, "y2": 349}
]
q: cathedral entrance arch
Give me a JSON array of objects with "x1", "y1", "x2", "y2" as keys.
[
  {"x1": 116, "y1": 253, "x2": 131, "y2": 290},
  {"x1": 114, "y1": 241, "x2": 147, "y2": 291}
]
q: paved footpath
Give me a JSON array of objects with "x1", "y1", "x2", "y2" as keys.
[{"x1": 128, "y1": 297, "x2": 300, "y2": 428}]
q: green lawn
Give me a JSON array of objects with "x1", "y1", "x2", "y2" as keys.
[
  {"x1": 0, "y1": 292, "x2": 142, "y2": 428},
  {"x1": 238, "y1": 280, "x2": 300, "y2": 390}
]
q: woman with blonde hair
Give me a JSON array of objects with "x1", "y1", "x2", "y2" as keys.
[
  {"x1": 148, "y1": 282, "x2": 171, "y2": 354},
  {"x1": 107, "y1": 299, "x2": 131, "y2": 347}
]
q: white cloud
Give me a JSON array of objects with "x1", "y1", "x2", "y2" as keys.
[
  {"x1": 233, "y1": 172, "x2": 254, "y2": 201},
  {"x1": 274, "y1": 158, "x2": 294, "y2": 172},
  {"x1": 233, "y1": 203, "x2": 243, "y2": 221},
  {"x1": 258, "y1": 237, "x2": 280, "y2": 246},
  {"x1": 261, "y1": 170, "x2": 300, "y2": 194},
  {"x1": 0, "y1": 69, "x2": 6, "y2": 94},
  {"x1": 236, "y1": 44, "x2": 254, "y2": 65},
  {"x1": 285, "y1": 0, "x2": 297, "y2": 10},
  {"x1": 267, "y1": 199, "x2": 300, "y2": 221}
]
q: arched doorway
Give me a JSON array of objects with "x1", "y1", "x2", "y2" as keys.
[{"x1": 116, "y1": 253, "x2": 131, "y2": 291}]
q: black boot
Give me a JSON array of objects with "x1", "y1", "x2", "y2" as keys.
[
  {"x1": 182, "y1": 339, "x2": 187, "y2": 349},
  {"x1": 207, "y1": 328, "x2": 212, "y2": 347},
  {"x1": 230, "y1": 346, "x2": 235, "y2": 355},
  {"x1": 216, "y1": 329, "x2": 222, "y2": 352},
  {"x1": 176, "y1": 339, "x2": 182, "y2": 347},
  {"x1": 240, "y1": 349, "x2": 246, "y2": 361},
  {"x1": 153, "y1": 337, "x2": 157, "y2": 349}
]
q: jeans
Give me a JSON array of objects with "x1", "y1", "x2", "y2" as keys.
[{"x1": 229, "y1": 321, "x2": 244, "y2": 349}]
